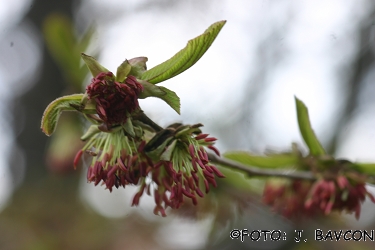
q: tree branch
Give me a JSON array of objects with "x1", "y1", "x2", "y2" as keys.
[{"x1": 208, "y1": 153, "x2": 316, "y2": 181}]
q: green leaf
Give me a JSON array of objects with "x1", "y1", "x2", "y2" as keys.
[
  {"x1": 138, "y1": 80, "x2": 165, "y2": 98},
  {"x1": 128, "y1": 57, "x2": 148, "y2": 78},
  {"x1": 116, "y1": 60, "x2": 131, "y2": 82},
  {"x1": 157, "y1": 86, "x2": 180, "y2": 114},
  {"x1": 218, "y1": 166, "x2": 264, "y2": 192},
  {"x1": 295, "y1": 97, "x2": 326, "y2": 156},
  {"x1": 223, "y1": 151, "x2": 298, "y2": 169},
  {"x1": 41, "y1": 94, "x2": 84, "y2": 136},
  {"x1": 81, "y1": 53, "x2": 110, "y2": 77},
  {"x1": 352, "y1": 163, "x2": 375, "y2": 175},
  {"x1": 138, "y1": 81, "x2": 180, "y2": 114},
  {"x1": 140, "y1": 20, "x2": 226, "y2": 84}
]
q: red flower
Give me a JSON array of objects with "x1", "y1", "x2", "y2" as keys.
[
  {"x1": 74, "y1": 129, "x2": 152, "y2": 192},
  {"x1": 305, "y1": 175, "x2": 375, "y2": 219},
  {"x1": 263, "y1": 174, "x2": 375, "y2": 220},
  {"x1": 263, "y1": 180, "x2": 313, "y2": 218},
  {"x1": 86, "y1": 72, "x2": 143, "y2": 126}
]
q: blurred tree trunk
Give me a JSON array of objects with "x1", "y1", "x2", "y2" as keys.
[
  {"x1": 16, "y1": 0, "x2": 74, "y2": 181},
  {"x1": 0, "y1": 1, "x2": 122, "y2": 248}
]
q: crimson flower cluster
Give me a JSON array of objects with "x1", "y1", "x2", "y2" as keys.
[
  {"x1": 77, "y1": 142, "x2": 153, "y2": 192},
  {"x1": 86, "y1": 72, "x2": 143, "y2": 126},
  {"x1": 305, "y1": 175, "x2": 375, "y2": 219},
  {"x1": 263, "y1": 173, "x2": 375, "y2": 219},
  {"x1": 75, "y1": 129, "x2": 224, "y2": 217},
  {"x1": 74, "y1": 127, "x2": 151, "y2": 189},
  {"x1": 132, "y1": 126, "x2": 224, "y2": 216},
  {"x1": 263, "y1": 180, "x2": 313, "y2": 218}
]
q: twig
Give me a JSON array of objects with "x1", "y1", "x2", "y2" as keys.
[{"x1": 208, "y1": 153, "x2": 316, "y2": 181}]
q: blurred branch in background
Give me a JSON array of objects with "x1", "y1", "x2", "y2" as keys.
[{"x1": 327, "y1": 8, "x2": 375, "y2": 154}]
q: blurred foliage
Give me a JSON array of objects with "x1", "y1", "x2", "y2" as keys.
[
  {"x1": 224, "y1": 151, "x2": 298, "y2": 169},
  {"x1": 43, "y1": 13, "x2": 94, "y2": 88}
]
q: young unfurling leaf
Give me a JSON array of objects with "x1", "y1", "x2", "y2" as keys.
[
  {"x1": 41, "y1": 94, "x2": 84, "y2": 136},
  {"x1": 81, "y1": 53, "x2": 110, "y2": 77},
  {"x1": 295, "y1": 96, "x2": 326, "y2": 156}
]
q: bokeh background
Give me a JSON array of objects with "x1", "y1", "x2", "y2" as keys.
[{"x1": 2, "y1": 0, "x2": 375, "y2": 249}]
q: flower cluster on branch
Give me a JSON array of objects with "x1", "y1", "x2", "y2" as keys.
[
  {"x1": 41, "y1": 20, "x2": 375, "y2": 220},
  {"x1": 263, "y1": 172, "x2": 375, "y2": 219},
  {"x1": 70, "y1": 62, "x2": 224, "y2": 216},
  {"x1": 42, "y1": 20, "x2": 228, "y2": 216}
]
